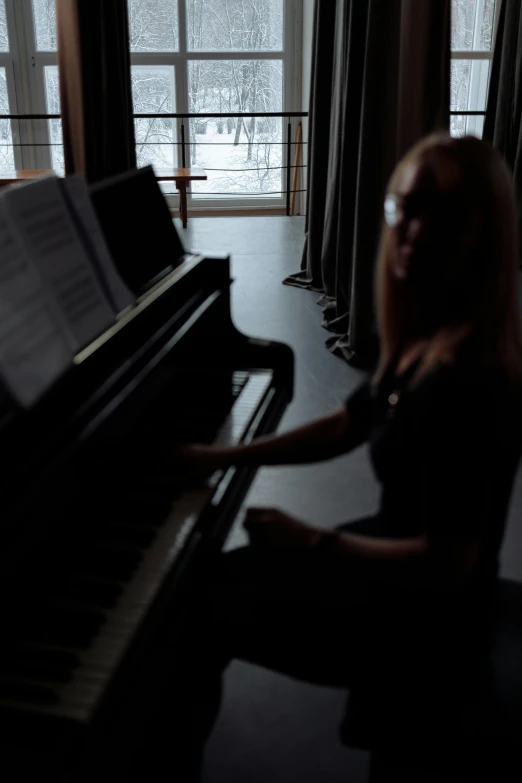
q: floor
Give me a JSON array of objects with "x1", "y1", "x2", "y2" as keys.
[{"x1": 175, "y1": 217, "x2": 522, "y2": 783}]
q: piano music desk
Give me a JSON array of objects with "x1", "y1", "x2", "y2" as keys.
[{"x1": 155, "y1": 168, "x2": 207, "y2": 229}]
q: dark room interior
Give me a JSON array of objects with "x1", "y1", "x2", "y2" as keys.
[{"x1": 0, "y1": 1, "x2": 522, "y2": 782}]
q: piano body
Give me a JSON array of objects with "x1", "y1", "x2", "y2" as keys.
[{"x1": 0, "y1": 252, "x2": 294, "y2": 780}]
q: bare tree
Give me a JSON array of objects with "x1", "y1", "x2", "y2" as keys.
[{"x1": 32, "y1": 0, "x2": 57, "y2": 50}]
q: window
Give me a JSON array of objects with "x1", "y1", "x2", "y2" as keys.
[
  {"x1": 0, "y1": 0, "x2": 18, "y2": 170},
  {"x1": 129, "y1": 0, "x2": 299, "y2": 208},
  {"x1": 0, "y1": 1, "x2": 62, "y2": 173},
  {"x1": 0, "y1": 0, "x2": 301, "y2": 211},
  {"x1": 450, "y1": 0, "x2": 502, "y2": 138}
]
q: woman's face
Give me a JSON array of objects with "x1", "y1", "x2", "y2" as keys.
[{"x1": 385, "y1": 157, "x2": 465, "y2": 285}]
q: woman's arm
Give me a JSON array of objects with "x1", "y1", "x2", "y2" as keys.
[
  {"x1": 179, "y1": 404, "x2": 368, "y2": 471},
  {"x1": 244, "y1": 508, "x2": 429, "y2": 564},
  {"x1": 245, "y1": 509, "x2": 478, "y2": 585},
  {"x1": 320, "y1": 529, "x2": 429, "y2": 562},
  {"x1": 324, "y1": 529, "x2": 480, "y2": 586}
]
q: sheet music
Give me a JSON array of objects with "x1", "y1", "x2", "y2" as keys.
[
  {"x1": 61, "y1": 175, "x2": 135, "y2": 315},
  {"x1": 0, "y1": 200, "x2": 73, "y2": 408},
  {"x1": 4, "y1": 176, "x2": 115, "y2": 350}
]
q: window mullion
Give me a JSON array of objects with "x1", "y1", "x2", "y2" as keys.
[
  {"x1": 184, "y1": 50, "x2": 284, "y2": 61},
  {"x1": 451, "y1": 50, "x2": 492, "y2": 60},
  {"x1": 178, "y1": 0, "x2": 190, "y2": 207}
]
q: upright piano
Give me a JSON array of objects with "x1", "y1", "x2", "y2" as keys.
[{"x1": 0, "y1": 251, "x2": 294, "y2": 780}]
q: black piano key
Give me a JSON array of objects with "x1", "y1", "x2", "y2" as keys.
[
  {"x1": 23, "y1": 605, "x2": 106, "y2": 649},
  {"x1": 84, "y1": 545, "x2": 143, "y2": 582},
  {"x1": 98, "y1": 526, "x2": 156, "y2": 549},
  {"x1": 103, "y1": 500, "x2": 173, "y2": 528},
  {"x1": 4, "y1": 646, "x2": 81, "y2": 672},
  {"x1": 3, "y1": 661, "x2": 74, "y2": 685},
  {"x1": 0, "y1": 676, "x2": 59, "y2": 706},
  {"x1": 60, "y1": 577, "x2": 123, "y2": 609}
]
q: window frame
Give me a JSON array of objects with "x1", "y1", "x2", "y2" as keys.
[
  {"x1": 0, "y1": 0, "x2": 30, "y2": 170},
  {"x1": 130, "y1": 0, "x2": 302, "y2": 211},
  {"x1": 1, "y1": 0, "x2": 303, "y2": 212},
  {"x1": 1, "y1": 0, "x2": 60, "y2": 170},
  {"x1": 450, "y1": 0, "x2": 503, "y2": 138}
]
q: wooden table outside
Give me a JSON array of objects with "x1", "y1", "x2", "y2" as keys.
[
  {"x1": 0, "y1": 169, "x2": 54, "y2": 187},
  {"x1": 155, "y1": 168, "x2": 207, "y2": 228}
]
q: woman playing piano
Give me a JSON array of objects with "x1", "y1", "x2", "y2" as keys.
[{"x1": 179, "y1": 133, "x2": 522, "y2": 777}]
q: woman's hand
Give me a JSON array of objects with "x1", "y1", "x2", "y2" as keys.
[{"x1": 244, "y1": 507, "x2": 324, "y2": 550}]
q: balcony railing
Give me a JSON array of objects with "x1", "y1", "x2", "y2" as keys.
[{"x1": 0, "y1": 111, "x2": 309, "y2": 215}]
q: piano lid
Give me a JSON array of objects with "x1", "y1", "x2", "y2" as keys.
[{"x1": 90, "y1": 166, "x2": 186, "y2": 295}]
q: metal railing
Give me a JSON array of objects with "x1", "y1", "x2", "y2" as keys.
[
  {"x1": 0, "y1": 111, "x2": 309, "y2": 215},
  {"x1": 133, "y1": 111, "x2": 308, "y2": 215}
]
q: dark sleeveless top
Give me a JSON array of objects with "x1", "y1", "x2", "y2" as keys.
[{"x1": 345, "y1": 355, "x2": 522, "y2": 647}]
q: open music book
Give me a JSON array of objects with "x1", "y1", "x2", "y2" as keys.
[{"x1": 0, "y1": 174, "x2": 135, "y2": 409}]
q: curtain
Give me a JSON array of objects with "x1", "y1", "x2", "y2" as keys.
[
  {"x1": 56, "y1": 0, "x2": 136, "y2": 183},
  {"x1": 484, "y1": 0, "x2": 522, "y2": 246},
  {"x1": 285, "y1": 0, "x2": 450, "y2": 368}
]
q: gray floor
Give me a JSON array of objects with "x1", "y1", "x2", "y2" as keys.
[{"x1": 175, "y1": 216, "x2": 522, "y2": 783}]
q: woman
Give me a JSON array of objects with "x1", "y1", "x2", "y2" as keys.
[{"x1": 177, "y1": 133, "x2": 522, "y2": 776}]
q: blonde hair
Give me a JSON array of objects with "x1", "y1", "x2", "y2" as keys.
[{"x1": 375, "y1": 132, "x2": 522, "y2": 386}]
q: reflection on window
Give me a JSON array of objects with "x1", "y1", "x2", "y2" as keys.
[
  {"x1": 187, "y1": 0, "x2": 283, "y2": 51},
  {"x1": 0, "y1": 0, "x2": 9, "y2": 52},
  {"x1": 0, "y1": 67, "x2": 14, "y2": 169},
  {"x1": 44, "y1": 66, "x2": 64, "y2": 172},
  {"x1": 451, "y1": 0, "x2": 496, "y2": 51},
  {"x1": 129, "y1": 0, "x2": 179, "y2": 52},
  {"x1": 131, "y1": 65, "x2": 177, "y2": 169},
  {"x1": 188, "y1": 59, "x2": 283, "y2": 198},
  {"x1": 32, "y1": 0, "x2": 57, "y2": 51}
]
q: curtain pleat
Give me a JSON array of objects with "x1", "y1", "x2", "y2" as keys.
[
  {"x1": 285, "y1": 0, "x2": 450, "y2": 368},
  {"x1": 484, "y1": 0, "x2": 522, "y2": 251},
  {"x1": 56, "y1": 0, "x2": 136, "y2": 183}
]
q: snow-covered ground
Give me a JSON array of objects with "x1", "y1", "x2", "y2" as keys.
[
  {"x1": 189, "y1": 122, "x2": 283, "y2": 200},
  {"x1": 140, "y1": 119, "x2": 284, "y2": 201}
]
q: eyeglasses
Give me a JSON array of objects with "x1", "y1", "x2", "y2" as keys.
[
  {"x1": 384, "y1": 191, "x2": 457, "y2": 229},
  {"x1": 384, "y1": 194, "x2": 402, "y2": 227}
]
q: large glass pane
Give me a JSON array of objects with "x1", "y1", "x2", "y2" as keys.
[
  {"x1": 188, "y1": 60, "x2": 283, "y2": 199},
  {"x1": 0, "y1": 0, "x2": 9, "y2": 52},
  {"x1": 450, "y1": 58, "x2": 490, "y2": 138},
  {"x1": 451, "y1": 59, "x2": 490, "y2": 111},
  {"x1": 32, "y1": 0, "x2": 57, "y2": 52},
  {"x1": 132, "y1": 65, "x2": 177, "y2": 169},
  {"x1": 450, "y1": 114, "x2": 484, "y2": 138},
  {"x1": 188, "y1": 0, "x2": 283, "y2": 52},
  {"x1": 0, "y1": 67, "x2": 14, "y2": 170},
  {"x1": 44, "y1": 66, "x2": 64, "y2": 173},
  {"x1": 129, "y1": 0, "x2": 179, "y2": 52},
  {"x1": 451, "y1": 0, "x2": 496, "y2": 51}
]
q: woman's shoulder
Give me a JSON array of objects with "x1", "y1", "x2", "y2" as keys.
[{"x1": 410, "y1": 357, "x2": 522, "y2": 426}]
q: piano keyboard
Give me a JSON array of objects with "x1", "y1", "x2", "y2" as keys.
[{"x1": 0, "y1": 370, "x2": 273, "y2": 723}]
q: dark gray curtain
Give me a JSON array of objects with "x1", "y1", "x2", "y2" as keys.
[
  {"x1": 285, "y1": 0, "x2": 450, "y2": 367},
  {"x1": 484, "y1": 0, "x2": 522, "y2": 245},
  {"x1": 56, "y1": 0, "x2": 136, "y2": 183}
]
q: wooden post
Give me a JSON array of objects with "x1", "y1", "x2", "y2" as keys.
[
  {"x1": 290, "y1": 121, "x2": 303, "y2": 217},
  {"x1": 177, "y1": 180, "x2": 188, "y2": 228}
]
